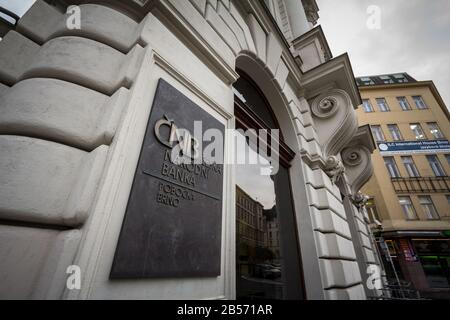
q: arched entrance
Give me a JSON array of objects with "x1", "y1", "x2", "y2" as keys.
[{"x1": 233, "y1": 66, "x2": 305, "y2": 300}]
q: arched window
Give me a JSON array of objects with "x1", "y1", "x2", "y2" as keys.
[{"x1": 233, "y1": 71, "x2": 305, "y2": 300}]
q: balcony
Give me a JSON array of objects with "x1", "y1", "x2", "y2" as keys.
[{"x1": 391, "y1": 176, "x2": 450, "y2": 194}]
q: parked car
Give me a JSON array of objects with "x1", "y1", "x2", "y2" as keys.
[{"x1": 254, "y1": 264, "x2": 281, "y2": 279}]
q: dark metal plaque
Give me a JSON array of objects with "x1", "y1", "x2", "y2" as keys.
[{"x1": 110, "y1": 79, "x2": 224, "y2": 279}]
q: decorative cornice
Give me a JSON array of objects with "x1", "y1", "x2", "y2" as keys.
[
  {"x1": 46, "y1": 0, "x2": 158, "y2": 21},
  {"x1": 342, "y1": 145, "x2": 373, "y2": 194},
  {"x1": 310, "y1": 88, "x2": 358, "y2": 159},
  {"x1": 301, "y1": 53, "x2": 362, "y2": 108},
  {"x1": 341, "y1": 126, "x2": 376, "y2": 197},
  {"x1": 291, "y1": 25, "x2": 332, "y2": 72},
  {"x1": 301, "y1": 0, "x2": 319, "y2": 26}
]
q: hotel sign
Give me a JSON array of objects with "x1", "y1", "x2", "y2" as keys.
[
  {"x1": 378, "y1": 140, "x2": 450, "y2": 155},
  {"x1": 110, "y1": 79, "x2": 225, "y2": 279}
]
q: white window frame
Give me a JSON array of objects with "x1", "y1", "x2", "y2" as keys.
[
  {"x1": 427, "y1": 155, "x2": 446, "y2": 177},
  {"x1": 372, "y1": 125, "x2": 386, "y2": 142},
  {"x1": 427, "y1": 122, "x2": 445, "y2": 140},
  {"x1": 410, "y1": 123, "x2": 427, "y2": 140},
  {"x1": 376, "y1": 98, "x2": 390, "y2": 112},
  {"x1": 393, "y1": 74, "x2": 408, "y2": 83},
  {"x1": 379, "y1": 75, "x2": 394, "y2": 84},
  {"x1": 362, "y1": 99, "x2": 374, "y2": 113},
  {"x1": 413, "y1": 95, "x2": 428, "y2": 110},
  {"x1": 384, "y1": 157, "x2": 401, "y2": 178},
  {"x1": 397, "y1": 96, "x2": 411, "y2": 111},
  {"x1": 402, "y1": 156, "x2": 420, "y2": 178},
  {"x1": 399, "y1": 196, "x2": 418, "y2": 220},
  {"x1": 419, "y1": 196, "x2": 440, "y2": 220},
  {"x1": 388, "y1": 124, "x2": 403, "y2": 141}
]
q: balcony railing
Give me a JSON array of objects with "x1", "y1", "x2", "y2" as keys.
[{"x1": 391, "y1": 176, "x2": 450, "y2": 194}]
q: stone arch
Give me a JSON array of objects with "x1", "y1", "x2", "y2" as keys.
[
  {"x1": 235, "y1": 51, "x2": 299, "y2": 154},
  {"x1": 234, "y1": 50, "x2": 325, "y2": 300}
]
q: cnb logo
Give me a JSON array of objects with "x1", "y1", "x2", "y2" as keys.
[{"x1": 154, "y1": 115, "x2": 200, "y2": 161}]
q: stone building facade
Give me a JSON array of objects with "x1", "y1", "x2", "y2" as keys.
[{"x1": 0, "y1": 0, "x2": 379, "y2": 299}]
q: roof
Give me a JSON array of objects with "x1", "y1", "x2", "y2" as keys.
[{"x1": 356, "y1": 73, "x2": 417, "y2": 87}]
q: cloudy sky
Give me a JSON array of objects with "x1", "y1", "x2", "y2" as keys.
[
  {"x1": 317, "y1": 0, "x2": 450, "y2": 108},
  {"x1": 235, "y1": 133, "x2": 276, "y2": 209},
  {"x1": 0, "y1": 0, "x2": 35, "y2": 17},
  {"x1": 3, "y1": 1, "x2": 448, "y2": 109}
]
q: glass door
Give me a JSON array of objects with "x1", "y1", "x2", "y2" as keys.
[{"x1": 234, "y1": 72, "x2": 304, "y2": 300}]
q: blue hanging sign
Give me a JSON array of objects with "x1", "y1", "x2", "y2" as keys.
[{"x1": 378, "y1": 140, "x2": 450, "y2": 155}]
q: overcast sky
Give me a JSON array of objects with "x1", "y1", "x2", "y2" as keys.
[
  {"x1": 235, "y1": 133, "x2": 276, "y2": 209},
  {"x1": 317, "y1": 0, "x2": 450, "y2": 109},
  {"x1": 3, "y1": 1, "x2": 448, "y2": 108},
  {"x1": 0, "y1": 0, "x2": 35, "y2": 17}
]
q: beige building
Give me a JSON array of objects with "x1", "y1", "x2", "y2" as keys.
[
  {"x1": 356, "y1": 73, "x2": 450, "y2": 299},
  {"x1": 236, "y1": 185, "x2": 267, "y2": 249}
]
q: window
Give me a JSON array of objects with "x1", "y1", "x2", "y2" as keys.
[
  {"x1": 384, "y1": 157, "x2": 401, "y2": 178},
  {"x1": 376, "y1": 98, "x2": 390, "y2": 112},
  {"x1": 410, "y1": 123, "x2": 427, "y2": 140},
  {"x1": 402, "y1": 156, "x2": 420, "y2": 177},
  {"x1": 399, "y1": 196, "x2": 418, "y2": 220},
  {"x1": 427, "y1": 155, "x2": 446, "y2": 177},
  {"x1": 397, "y1": 97, "x2": 411, "y2": 111},
  {"x1": 419, "y1": 196, "x2": 440, "y2": 220},
  {"x1": 387, "y1": 124, "x2": 403, "y2": 141},
  {"x1": 419, "y1": 254, "x2": 450, "y2": 288},
  {"x1": 413, "y1": 96, "x2": 428, "y2": 109},
  {"x1": 360, "y1": 77, "x2": 375, "y2": 85},
  {"x1": 371, "y1": 125, "x2": 386, "y2": 142},
  {"x1": 366, "y1": 198, "x2": 381, "y2": 224},
  {"x1": 446, "y1": 154, "x2": 450, "y2": 165},
  {"x1": 234, "y1": 72, "x2": 305, "y2": 300},
  {"x1": 379, "y1": 75, "x2": 394, "y2": 84},
  {"x1": 393, "y1": 74, "x2": 409, "y2": 83},
  {"x1": 427, "y1": 122, "x2": 445, "y2": 140},
  {"x1": 362, "y1": 99, "x2": 374, "y2": 113},
  {"x1": 447, "y1": 195, "x2": 450, "y2": 205}
]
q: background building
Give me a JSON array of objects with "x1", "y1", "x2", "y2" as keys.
[
  {"x1": 356, "y1": 73, "x2": 450, "y2": 299},
  {"x1": 236, "y1": 185, "x2": 268, "y2": 250},
  {"x1": 0, "y1": 0, "x2": 379, "y2": 300},
  {"x1": 236, "y1": 186, "x2": 283, "y2": 299}
]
